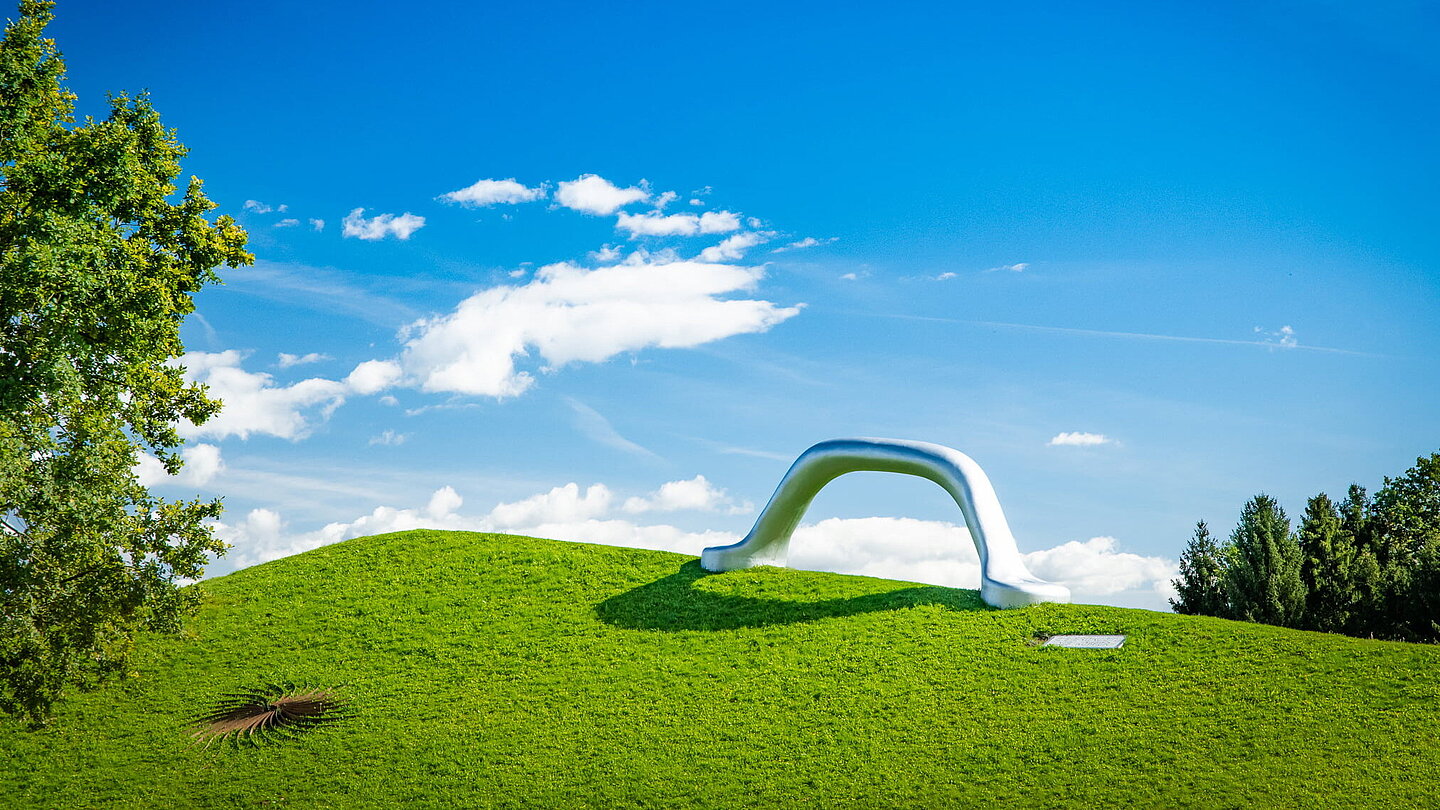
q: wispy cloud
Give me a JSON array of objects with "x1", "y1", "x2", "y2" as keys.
[
  {"x1": 224, "y1": 261, "x2": 421, "y2": 328},
  {"x1": 866, "y1": 314, "x2": 1375, "y2": 356},
  {"x1": 771, "y1": 236, "x2": 837, "y2": 253},
  {"x1": 985, "y1": 262, "x2": 1029, "y2": 273},
  {"x1": 368, "y1": 429, "x2": 408, "y2": 446},
  {"x1": 565, "y1": 398, "x2": 661, "y2": 460}
]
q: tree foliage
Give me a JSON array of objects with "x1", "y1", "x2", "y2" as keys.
[
  {"x1": 1179, "y1": 456, "x2": 1440, "y2": 644},
  {"x1": 1170, "y1": 521, "x2": 1228, "y2": 617},
  {"x1": 1223, "y1": 494, "x2": 1305, "y2": 627},
  {"x1": 1297, "y1": 493, "x2": 1357, "y2": 634},
  {"x1": 0, "y1": 0, "x2": 250, "y2": 722}
]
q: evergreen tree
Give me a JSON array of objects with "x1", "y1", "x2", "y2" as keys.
[
  {"x1": 1170, "y1": 521, "x2": 1229, "y2": 617},
  {"x1": 1223, "y1": 495, "x2": 1305, "y2": 628},
  {"x1": 1298, "y1": 493, "x2": 1357, "y2": 633}
]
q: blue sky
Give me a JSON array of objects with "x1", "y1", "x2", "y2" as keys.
[{"x1": 44, "y1": 1, "x2": 1440, "y2": 609}]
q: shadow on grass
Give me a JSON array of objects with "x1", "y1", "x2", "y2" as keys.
[{"x1": 596, "y1": 560, "x2": 991, "y2": 632}]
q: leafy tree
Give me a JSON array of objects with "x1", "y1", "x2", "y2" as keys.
[
  {"x1": 1170, "y1": 520, "x2": 1229, "y2": 617},
  {"x1": 0, "y1": 1, "x2": 250, "y2": 722},
  {"x1": 1368, "y1": 453, "x2": 1440, "y2": 641},
  {"x1": 1297, "y1": 493, "x2": 1357, "y2": 633},
  {"x1": 1223, "y1": 494, "x2": 1305, "y2": 628}
]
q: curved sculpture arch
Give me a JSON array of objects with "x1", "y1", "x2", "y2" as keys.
[{"x1": 700, "y1": 438, "x2": 1070, "y2": 609}]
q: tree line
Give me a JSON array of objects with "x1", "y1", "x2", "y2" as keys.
[{"x1": 1171, "y1": 451, "x2": 1440, "y2": 642}]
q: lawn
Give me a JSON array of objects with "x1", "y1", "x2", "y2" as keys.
[{"x1": 2, "y1": 529, "x2": 1437, "y2": 808}]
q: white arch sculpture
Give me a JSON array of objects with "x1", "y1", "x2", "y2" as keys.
[{"x1": 700, "y1": 438, "x2": 1071, "y2": 609}]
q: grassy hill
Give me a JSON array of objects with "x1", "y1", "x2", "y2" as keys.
[{"x1": 2, "y1": 529, "x2": 1438, "y2": 809}]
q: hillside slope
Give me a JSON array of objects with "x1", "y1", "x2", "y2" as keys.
[{"x1": 2, "y1": 530, "x2": 1438, "y2": 808}]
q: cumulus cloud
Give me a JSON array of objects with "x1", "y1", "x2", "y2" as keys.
[
  {"x1": 134, "y1": 443, "x2": 226, "y2": 488},
  {"x1": 274, "y1": 218, "x2": 300, "y2": 228},
  {"x1": 790, "y1": 517, "x2": 1176, "y2": 609},
  {"x1": 486, "y1": 482, "x2": 614, "y2": 529},
  {"x1": 614, "y1": 211, "x2": 703, "y2": 238},
  {"x1": 554, "y1": 174, "x2": 648, "y2": 215},
  {"x1": 1048, "y1": 432, "x2": 1112, "y2": 447},
  {"x1": 309, "y1": 218, "x2": 325, "y2": 232},
  {"x1": 277, "y1": 352, "x2": 330, "y2": 368},
  {"x1": 614, "y1": 210, "x2": 742, "y2": 239},
  {"x1": 439, "y1": 178, "x2": 546, "y2": 207},
  {"x1": 177, "y1": 352, "x2": 398, "y2": 441},
  {"x1": 243, "y1": 200, "x2": 274, "y2": 214},
  {"x1": 698, "y1": 232, "x2": 769, "y2": 262},
  {"x1": 345, "y1": 359, "x2": 403, "y2": 395},
  {"x1": 622, "y1": 475, "x2": 751, "y2": 515},
  {"x1": 652, "y1": 191, "x2": 679, "y2": 209},
  {"x1": 589, "y1": 244, "x2": 622, "y2": 263},
  {"x1": 342, "y1": 208, "x2": 426, "y2": 241},
  {"x1": 1023, "y1": 536, "x2": 1177, "y2": 601},
  {"x1": 396, "y1": 257, "x2": 801, "y2": 397}
]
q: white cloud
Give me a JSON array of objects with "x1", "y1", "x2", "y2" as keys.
[
  {"x1": 486, "y1": 482, "x2": 613, "y2": 529},
  {"x1": 700, "y1": 211, "x2": 742, "y2": 233},
  {"x1": 439, "y1": 178, "x2": 546, "y2": 207},
  {"x1": 396, "y1": 257, "x2": 801, "y2": 397},
  {"x1": 698, "y1": 232, "x2": 769, "y2": 262},
  {"x1": 688, "y1": 198, "x2": 704, "y2": 206},
  {"x1": 1023, "y1": 536, "x2": 1177, "y2": 602},
  {"x1": 342, "y1": 207, "x2": 426, "y2": 241},
  {"x1": 622, "y1": 475, "x2": 751, "y2": 515},
  {"x1": 277, "y1": 352, "x2": 330, "y2": 368},
  {"x1": 274, "y1": 218, "x2": 300, "y2": 228},
  {"x1": 177, "y1": 352, "x2": 396, "y2": 441},
  {"x1": 309, "y1": 218, "x2": 325, "y2": 232},
  {"x1": 652, "y1": 190, "x2": 679, "y2": 209},
  {"x1": 345, "y1": 359, "x2": 403, "y2": 395},
  {"x1": 935, "y1": 272, "x2": 958, "y2": 281},
  {"x1": 589, "y1": 244, "x2": 622, "y2": 263},
  {"x1": 179, "y1": 351, "x2": 349, "y2": 440},
  {"x1": 243, "y1": 200, "x2": 273, "y2": 214},
  {"x1": 614, "y1": 210, "x2": 742, "y2": 239},
  {"x1": 554, "y1": 174, "x2": 648, "y2": 215},
  {"x1": 615, "y1": 211, "x2": 703, "y2": 237},
  {"x1": 771, "y1": 236, "x2": 837, "y2": 253},
  {"x1": 987, "y1": 262, "x2": 1029, "y2": 273},
  {"x1": 368, "y1": 429, "x2": 407, "y2": 446},
  {"x1": 134, "y1": 443, "x2": 226, "y2": 488},
  {"x1": 1047, "y1": 432, "x2": 1112, "y2": 447},
  {"x1": 1255, "y1": 325, "x2": 1298, "y2": 349},
  {"x1": 790, "y1": 517, "x2": 1176, "y2": 610}
]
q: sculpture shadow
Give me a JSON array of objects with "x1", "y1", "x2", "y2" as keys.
[{"x1": 595, "y1": 560, "x2": 991, "y2": 632}]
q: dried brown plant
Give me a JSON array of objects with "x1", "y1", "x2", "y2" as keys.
[{"x1": 190, "y1": 682, "x2": 351, "y2": 747}]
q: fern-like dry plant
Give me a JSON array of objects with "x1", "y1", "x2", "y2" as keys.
[{"x1": 190, "y1": 682, "x2": 350, "y2": 747}]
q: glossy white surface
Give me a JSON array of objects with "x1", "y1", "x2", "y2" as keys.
[{"x1": 700, "y1": 438, "x2": 1071, "y2": 609}]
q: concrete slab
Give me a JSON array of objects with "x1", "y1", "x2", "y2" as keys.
[{"x1": 1042, "y1": 634, "x2": 1127, "y2": 649}]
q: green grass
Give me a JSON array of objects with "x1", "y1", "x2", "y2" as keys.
[{"x1": 3, "y1": 529, "x2": 1439, "y2": 808}]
